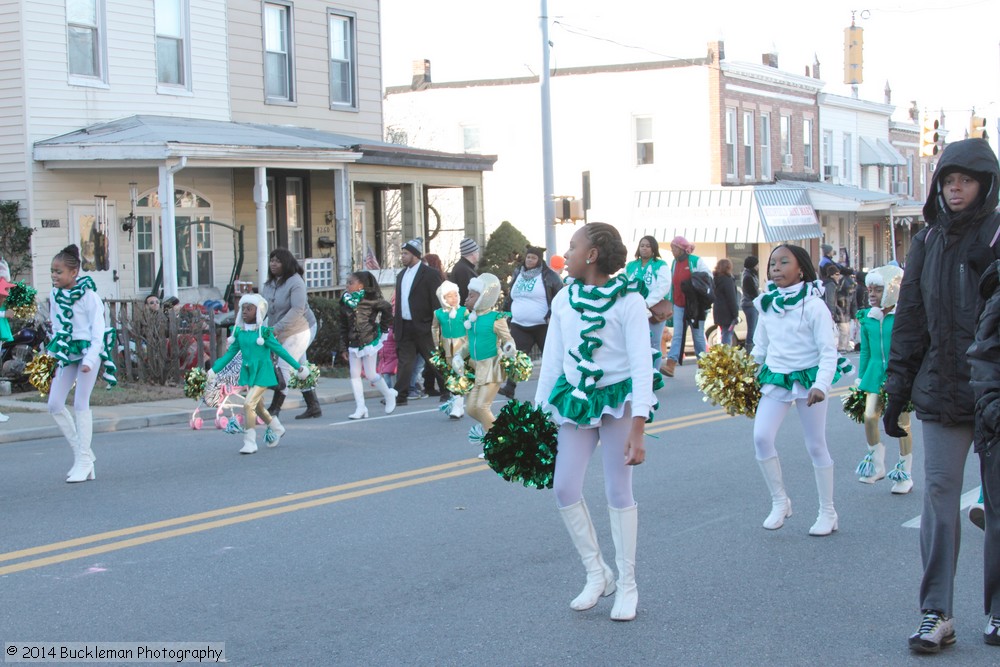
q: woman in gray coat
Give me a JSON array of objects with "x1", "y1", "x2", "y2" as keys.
[{"x1": 261, "y1": 248, "x2": 321, "y2": 419}]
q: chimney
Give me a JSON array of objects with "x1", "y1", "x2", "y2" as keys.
[
  {"x1": 762, "y1": 52, "x2": 778, "y2": 68},
  {"x1": 707, "y1": 40, "x2": 725, "y2": 63},
  {"x1": 884, "y1": 81, "x2": 892, "y2": 105},
  {"x1": 411, "y1": 59, "x2": 431, "y2": 89},
  {"x1": 813, "y1": 55, "x2": 821, "y2": 80}
]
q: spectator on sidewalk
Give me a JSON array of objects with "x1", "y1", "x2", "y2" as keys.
[
  {"x1": 712, "y1": 258, "x2": 739, "y2": 346},
  {"x1": 741, "y1": 256, "x2": 760, "y2": 352},
  {"x1": 393, "y1": 238, "x2": 445, "y2": 407},
  {"x1": 449, "y1": 238, "x2": 480, "y2": 304}
]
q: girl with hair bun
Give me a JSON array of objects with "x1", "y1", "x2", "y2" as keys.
[
  {"x1": 339, "y1": 270, "x2": 396, "y2": 419},
  {"x1": 535, "y1": 222, "x2": 656, "y2": 622},
  {"x1": 47, "y1": 244, "x2": 118, "y2": 482},
  {"x1": 751, "y1": 244, "x2": 845, "y2": 537}
]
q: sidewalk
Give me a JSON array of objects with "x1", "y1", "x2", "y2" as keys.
[{"x1": 0, "y1": 377, "x2": 361, "y2": 445}]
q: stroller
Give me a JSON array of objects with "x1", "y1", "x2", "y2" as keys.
[{"x1": 189, "y1": 353, "x2": 252, "y2": 430}]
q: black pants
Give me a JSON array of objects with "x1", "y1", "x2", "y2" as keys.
[
  {"x1": 394, "y1": 320, "x2": 444, "y2": 399},
  {"x1": 507, "y1": 322, "x2": 548, "y2": 385},
  {"x1": 982, "y1": 446, "x2": 1000, "y2": 616}
]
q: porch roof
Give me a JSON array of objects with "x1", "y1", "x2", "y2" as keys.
[
  {"x1": 32, "y1": 115, "x2": 496, "y2": 172},
  {"x1": 787, "y1": 180, "x2": 900, "y2": 213}
]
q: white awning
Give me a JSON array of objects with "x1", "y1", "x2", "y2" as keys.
[{"x1": 859, "y1": 136, "x2": 907, "y2": 166}]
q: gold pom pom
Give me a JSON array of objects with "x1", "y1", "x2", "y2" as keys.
[
  {"x1": 694, "y1": 345, "x2": 761, "y2": 418},
  {"x1": 26, "y1": 352, "x2": 56, "y2": 397}
]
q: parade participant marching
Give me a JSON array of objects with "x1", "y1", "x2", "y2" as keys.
[
  {"x1": 460, "y1": 273, "x2": 515, "y2": 435},
  {"x1": 751, "y1": 244, "x2": 842, "y2": 536},
  {"x1": 47, "y1": 245, "x2": 118, "y2": 482},
  {"x1": 535, "y1": 222, "x2": 654, "y2": 622},
  {"x1": 625, "y1": 236, "x2": 671, "y2": 373},
  {"x1": 432, "y1": 280, "x2": 468, "y2": 420},
  {"x1": 339, "y1": 271, "x2": 396, "y2": 419},
  {"x1": 853, "y1": 265, "x2": 913, "y2": 493},
  {"x1": 210, "y1": 294, "x2": 309, "y2": 454},
  {"x1": 0, "y1": 258, "x2": 12, "y2": 423}
]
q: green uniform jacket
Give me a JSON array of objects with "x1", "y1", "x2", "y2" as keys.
[
  {"x1": 213, "y1": 326, "x2": 302, "y2": 387},
  {"x1": 467, "y1": 311, "x2": 508, "y2": 361},
  {"x1": 857, "y1": 307, "x2": 894, "y2": 394}
]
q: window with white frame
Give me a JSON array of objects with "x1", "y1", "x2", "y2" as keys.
[
  {"x1": 823, "y1": 130, "x2": 833, "y2": 168},
  {"x1": 842, "y1": 133, "x2": 852, "y2": 184},
  {"x1": 635, "y1": 116, "x2": 654, "y2": 165},
  {"x1": 136, "y1": 215, "x2": 157, "y2": 291},
  {"x1": 462, "y1": 125, "x2": 481, "y2": 154},
  {"x1": 155, "y1": 0, "x2": 189, "y2": 88},
  {"x1": 803, "y1": 118, "x2": 814, "y2": 170},
  {"x1": 67, "y1": 0, "x2": 105, "y2": 81},
  {"x1": 135, "y1": 189, "x2": 213, "y2": 290},
  {"x1": 328, "y1": 10, "x2": 356, "y2": 108},
  {"x1": 264, "y1": 2, "x2": 294, "y2": 102},
  {"x1": 780, "y1": 115, "x2": 791, "y2": 158},
  {"x1": 742, "y1": 110, "x2": 754, "y2": 178},
  {"x1": 725, "y1": 108, "x2": 737, "y2": 178},
  {"x1": 760, "y1": 113, "x2": 771, "y2": 180}
]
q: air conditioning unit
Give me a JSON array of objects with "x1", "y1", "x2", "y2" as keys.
[
  {"x1": 823, "y1": 165, "x2": 839, "y2": 181},
  {"x1": 782, "y1": 154, "x2": 793, "y2": 168},
  {"x1": 891, "y1": 181, "x2": 908, "y2": 195}
]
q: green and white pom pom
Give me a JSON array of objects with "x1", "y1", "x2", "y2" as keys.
[
  {"x1": 467, "y1": 424, "x2": 485, "y2": 445},
  {"x1": 855, "y1": 452, "x2": 875, "y2": 478},
  {"x1": 224, "y1": 417, "x2": 245, "y2": 434},
  {"x1": 287, "y1": 362, "x2": 320, "y2": 390},
  {"x1": 264, "y1": 426, "x2": 278, "y2": 444}
]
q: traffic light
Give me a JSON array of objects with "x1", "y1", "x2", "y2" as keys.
[
  {"x1": 970, "y1": 114, "x2": 989, "y2": 141},
  {"x1": 555, "y1": 197, "x2": 585, "y2": 223},
  {"x1": 920, "y1": 117, "x2": 940, "y2": 157}
]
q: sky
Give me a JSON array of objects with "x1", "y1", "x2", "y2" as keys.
[{"x1": 381, "y1": 0, "x2": 1000, "y2": 132}]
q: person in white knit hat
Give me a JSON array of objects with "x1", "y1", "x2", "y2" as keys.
[{"x1": 209, "y1": 294, "x2": 309, "y2": 454}]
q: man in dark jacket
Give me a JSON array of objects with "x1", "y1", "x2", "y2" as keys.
[
  {"x1": 967, "y1": 260, "x2": 1000, "y2": 648},
  {"x1": 449, "y1": 238, "x2": 480, "y2": 304},
  {"x1": 393, "y1": 238, "x2": 445, "y2": 407},
  {"x1": 882, "y1": 138, "x2": 1000, "y2": 653}
]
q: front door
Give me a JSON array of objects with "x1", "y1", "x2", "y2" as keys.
[{"x1": 70, "y1": 203, "x2": 119, "y2": 299}]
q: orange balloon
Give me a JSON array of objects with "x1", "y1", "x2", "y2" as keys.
[{"x1": 549, "y1": 255, "x2": 565, "y2": 272}]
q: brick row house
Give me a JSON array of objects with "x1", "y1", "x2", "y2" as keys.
[{"x1": 1, "y1": 0, "x2": 494, "y2": 304}]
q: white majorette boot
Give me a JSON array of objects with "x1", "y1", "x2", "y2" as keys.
[
  {"x1": 66, "y1": 410, "x2": 95, "y2": 483},
  {"x1": 52, "y1": 407, "x2": 79, "y2": 478},
  {"x1": 809, "y1": 464, "x2": 838, "y2": 536},
  {"x1": 856, "y1": 443, "x2": 886, "y2": 483},
  {"x1": 558, "y1": 500, "x2": 615, "y2": 611},
  {"x1": 374, "y1": 377, "x2": 396, "y2": 414},
  {"x1": 609, "y1": 504, "x2": 638, "y2": 621},
  {"x1": 449, "y1": 394, "x2": 465, "y2": 420},
  {"x1": 240, "y1": 427, "x2": 258, "y2": 454},
  {"x1": 757, "y1": 456, "x2": 792, "y2": 530},
  {"x1": 348, "y1": 377, "x2": 368, "y2": 419},
  {"x1": 887, "y1": 453, "x2": 914, "y2": 494},
  {"x1": 265, "y1": 416, "x2": 286, "y2": 448}
]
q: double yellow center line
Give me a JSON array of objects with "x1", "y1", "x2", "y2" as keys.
[{"x1": 2, "y1": 387, "x2": 852, "y2": 576}]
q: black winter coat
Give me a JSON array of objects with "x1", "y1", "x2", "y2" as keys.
[
  {"x1": 340, "y1": 296, "x2": 392, "y2": 349},
  {"x1": 394, "y1": 262, "x2": 444, "y2": 334},
  {"x1": 680, "y1": 272, "x2": 714, "y2": 327},
  {"x1": 968, "y1": 261, "x2": 1000, "y2": 452},
  {"x1": 448, "y1": 257, "x2": 478, "y2": 304},
  {"x1": 740, "y1": 269, "x2": 759, "y2": 308},
  {"x1": 884, "y1": 138, "x2": 1000, "y2": 425},
  {"x1": 712, "y1": 273, "x2": 739, "y2": 328}
]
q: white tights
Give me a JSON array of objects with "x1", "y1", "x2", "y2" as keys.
[
  {"x1": 753, "y1": 394, "x2": 832, "y2": 467},
  {"x1": 348, "y1": 349, "x2": 379, "y2": 381},
  {"x1": 553, "y1": 410, "x2": 635, "y2": 510},
  {"x1": 47, "y1": 362, "x2": 99, "y2": 414}
]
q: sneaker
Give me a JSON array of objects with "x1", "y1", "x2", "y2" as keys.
[
  {"x1": 986, "y1": 616, "x2": 1000, "y2": 646},
  {"x1": 407, "y1": 390, "x2": 426, "y2": 400},
  {"x1": 970, "y1": 503, "x2": 986, "y2": 531},
  {"x1": 909, "y1": 610, "x2": 956, "y2": 653}
]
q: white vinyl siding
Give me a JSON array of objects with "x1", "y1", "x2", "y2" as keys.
[
  {"x1": 0, "y1": 2, "x2": 28, "y2": 204},
  {"x1": 328, "y1": 10, "x2": 357, "y2": 109}
]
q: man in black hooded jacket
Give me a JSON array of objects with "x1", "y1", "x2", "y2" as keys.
[{"x1": 883, "y1": 138, "x2": 1000, "y2": 653}]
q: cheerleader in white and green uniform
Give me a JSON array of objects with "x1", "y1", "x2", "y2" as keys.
[
  {"x1": 751, "y1": 244, "x2": 850, "y2": 536},
  {"x1": 535, "y1": 222, "x2": 656, "y2": 622},
  {"x1": 47, "y1": 245, "x2": 118, "y2": 483}
]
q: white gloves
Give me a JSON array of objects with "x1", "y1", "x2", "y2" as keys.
[
  {"x1": 206, "y1": 369, "x2": 217, "y2": 384},
  {"x1": 296, "y1": 365, "x2": 311, "y2": 380},
  {"x1": 501, "y1": 341, "x2": 516, "y2": 358},
  {"x1": 452, "y1": 355, "x2": 466, "y2": 373}
]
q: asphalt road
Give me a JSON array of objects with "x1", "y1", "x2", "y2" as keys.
[{"x1": 0, "y1": 361, "x2": 991, "y2": 666}]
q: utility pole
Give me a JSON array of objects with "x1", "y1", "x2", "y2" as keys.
[{"x1": 540, "y1": 0, "x2": 557, "y2": 258}]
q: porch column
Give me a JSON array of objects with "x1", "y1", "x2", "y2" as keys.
[
  {"x1": 334, "y1": 167, "x2": 351, "y2": 285},
  {"x1": 158, "y1": 157, "x2": 187, "y2": 298},
  {"x1": 254, "y1": 167, "x2": 269, "y2": 288}
]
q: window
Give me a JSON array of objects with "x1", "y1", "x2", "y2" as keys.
[
  {"x1": 136, "y1": 215, "x2": 156, "y2": 290},
  {"x1": 760, "y1": 113, "x2": 772, "y2": 180},
  {"x1": 155, "y1": 0, "x2": 188, "y2": 88},
  {"x1": 462, "y1": 125, "x2": 481, "y2": 154},
  {"x1": 780, "y1": 115, "x2": 791, "y2": 157},
  {"x1": 328, "y1": 11, "x2": 357, "y2": 108},
  {"x1": 286, "y1": 178, "x2": 304, "y2": 259},
  {"x1": 803, "y1": 118, "x2": 814, "y2": 170},
  {"x1": 67, "y1": 0, "x2": 105, "y2": 81},
  {"x1": 823, "y1": 130, "x2": 834, "y2": 167},
  {"x1": 135, "y1": 189, "x2": 213, "y2": 290},
  {"x1": 635, "y1": 116, "x2": 654, "y2": 165},
  {"x1": 725, "y1": 108, "x2": 737, "y2": 178},
  {"x1": 742, "y1": 110, "x2": 754, "y2": 179},
  {"x1": 266, "y1": 175, "x2": 307, "y2": 260},
  {"x1": 264, "y1": 2, "x2": 294, "y2": 102},
  {"x1": 842, "y1": 133, "x2": 852, "y2": 184}
]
